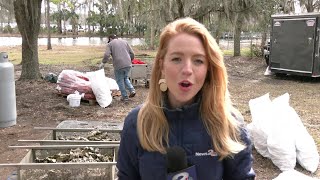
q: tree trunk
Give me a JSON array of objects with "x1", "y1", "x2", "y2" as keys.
[
  {"x1": 57, "y1": 3, "x2": 62, "y2": 34},
  {"x1": 214, "y1": 12, "x2": 223, "y2": 45},
  {"x1": 57, "y1": 18, "x2": 62, "y2": 34},
  {"x1": 71, "y1": 11, "x2": 78, "y2": 36},
  {"x1": 86, "y1": 0, "x2": 91, "y2": 33},
  {"x1": 149, "y1": 0, "x2": 155, "y2": 50},
  {"x1": 176, "y1": 0, "x2": 184, "y2": 17},
  {"x1": 46, "y1": 0, "x2": 52, "y2": 50},
  {"x1": 63, "y1": 2, "x2": 67, "y2": 35},
  {"x1": 14, "y1": 0, "x2": 42, "y2": 80},
  {"x1": 233, "y1": 14, "x2": 243, "y2": 57},
  {"x1": 161, "y1": 0, "x2": 174, "y2": 23},
  {"x1": 261, "y1": 27, "x2": 267, "y2": 56}
]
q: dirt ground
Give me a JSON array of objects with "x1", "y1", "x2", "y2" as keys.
[{"x1": 0, "y1": 56, "x2": 319, "y2": 179}]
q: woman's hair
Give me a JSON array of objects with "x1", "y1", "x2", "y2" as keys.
[{"x1": 137, "y1": 17, "x2": 245, "y2": 159}]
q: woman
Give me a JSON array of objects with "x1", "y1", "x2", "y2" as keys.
[{"x1": 116, "y1": 17, "x2": 255, "y2": 180}]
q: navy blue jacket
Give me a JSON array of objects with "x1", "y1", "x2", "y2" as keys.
[{"x1": 116, "y1": 101, "x2": 255, "y2": 180}]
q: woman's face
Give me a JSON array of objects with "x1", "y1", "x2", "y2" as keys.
[{"x1": 161, "y1": 33, "x2": 208, "y2": 108}]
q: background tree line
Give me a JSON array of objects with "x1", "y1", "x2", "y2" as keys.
[{"x1": 0, "y1": 0, "x2": 319, "y2": 79}]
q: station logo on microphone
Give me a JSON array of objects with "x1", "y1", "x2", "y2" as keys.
[{"x1": 168, "y1": 165, "x2": 197, "y2": 180}]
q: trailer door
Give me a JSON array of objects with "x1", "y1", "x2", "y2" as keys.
[{"x1": 270, "y1": 17, "x2": 317, "y2": 74}]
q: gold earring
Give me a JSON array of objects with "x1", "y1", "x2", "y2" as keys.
[{"x1": 158, "y1": 79, "x2": 167, "y2": 92}]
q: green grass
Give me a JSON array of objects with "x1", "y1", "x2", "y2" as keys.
[
  {"x1": 222, "y1": 47, "x2": 252, "y2": 57},
  {"x1": 3, "y1": 45, "x2": 255, "y2": 66},
  {"x1": 3, "y1": 45, "x2": 156, "y2": 66}
]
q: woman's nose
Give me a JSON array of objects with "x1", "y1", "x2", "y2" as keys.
[{"x1": 182, "y1": 60, "x2": 192, "y2": 75}]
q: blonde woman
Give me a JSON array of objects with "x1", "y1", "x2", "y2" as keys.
[{"x1": 116, "y1": 17, "x2": 255, "y2": 180}]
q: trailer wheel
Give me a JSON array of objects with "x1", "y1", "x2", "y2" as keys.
[
  {"x1": 265, "y1": 55, "x2": 269, "y2": 66},
  {"x1": 145, "y1": 80, "x2": 149, "y2": 88},
  {"x1": 275, "y1": 73, "x2": 287, "y2": 77}
]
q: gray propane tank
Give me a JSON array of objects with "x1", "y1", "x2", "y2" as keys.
[{"x1": 0, "y1": 52, "x2": 16, "y2": 128}]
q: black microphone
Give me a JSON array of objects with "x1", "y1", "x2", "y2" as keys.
[{"x1": 166, "y1": 146, "x2": 188, "y2": 173}]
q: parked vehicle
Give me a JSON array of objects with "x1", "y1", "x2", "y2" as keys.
[{"x1": 78, "y1": 27, "x2": 85, "y2": 32}]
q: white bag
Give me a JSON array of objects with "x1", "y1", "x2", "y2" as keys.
[
  {"x1": 248, "y1": 93, "x2": 273, "y2": 158},
  {"x1": 271, "y1": 93, "x2": 319, "y2": 173},
  {"x1": 292, "y1": 107, "x2": 319, "y2": 173},
  {"x1": 106, "y1": 77, "x2": 119, "y2": 90},
  {"x1": 273, "y1": 170, "x2": 317, "y2": 180},
  {"x1": 267, "y1": 93, "x2": 296, "y2": 171},
  {"x1": 87, "y1": 69, "x2": 112, "y2": 108}
]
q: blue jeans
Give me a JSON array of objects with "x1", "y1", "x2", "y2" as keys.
[{"x1": 114, "y1": 67, "x2": 135, "y2": 99}]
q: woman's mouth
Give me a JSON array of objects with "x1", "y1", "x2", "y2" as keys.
[{"x1": 179, "y1": 81, "x2": 192, "y2": 89}]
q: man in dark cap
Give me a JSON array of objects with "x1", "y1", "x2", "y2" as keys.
[
  {"x1": 100, "y1": 34, "x2": 136, "y2": 102},
  {"x1": 107, "y1": 34, "x2": 116, "y2": 43}
]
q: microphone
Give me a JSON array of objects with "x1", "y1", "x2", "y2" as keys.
[
  {"x1": 166, "y1": 146, "x2": 198, "y2": 180},
  {"x1": 167, "y1": 146, "x2": 188, "y2": 173}
]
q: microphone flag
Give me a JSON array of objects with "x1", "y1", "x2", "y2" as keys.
[{"x1": 167, "y1": 165, "x2": 197, "y2": 180}]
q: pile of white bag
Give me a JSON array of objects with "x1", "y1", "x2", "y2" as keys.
[
  {"x1": 247, "y1": 93, "x2": 319, "y2": 178},
  {"x1": 57, "y1": 69, "x2": 118, "y2": 108}
]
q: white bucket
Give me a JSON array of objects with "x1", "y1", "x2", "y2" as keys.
[{"x1": 67, "y1": 94, "x2": 81, "y2": 107}]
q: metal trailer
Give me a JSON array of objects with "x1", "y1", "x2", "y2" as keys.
[
  {"x1": 269, "y1": 12, "x2": 320, "y2": 77},
  {"x1": 129, "y1": 64, "x2": 149, "y2": 88}
]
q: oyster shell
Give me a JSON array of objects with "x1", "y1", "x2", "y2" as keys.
[{"x1": 35, "y1": 147, "x2": 113, "y2": 163}]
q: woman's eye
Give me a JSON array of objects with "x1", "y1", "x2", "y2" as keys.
[
  {"x1": 171, "y1": 57, "x2": 181, "y2": 62},
  {"x1": 194, "y1": 59, "x2": 204, "y2": 65}
]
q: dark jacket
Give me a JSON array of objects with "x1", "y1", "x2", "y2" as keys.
[
  {"x1": 116, "y1": 101, "x2": 255, "y2": 180},
  {"x1": 103, "y1": 38, "x2": 134, "y2": 70}
]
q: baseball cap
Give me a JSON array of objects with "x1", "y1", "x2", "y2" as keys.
[{"x1": 108, "y1": 34, "x2": 117, "y2": 43}]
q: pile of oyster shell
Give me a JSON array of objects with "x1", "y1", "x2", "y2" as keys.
[
  {"x1": 57, "y1": 130, "x2": 119, "y2": 141},
  {"x1": 35, "y1": 147, "x2": 113, "y2": 163}
]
